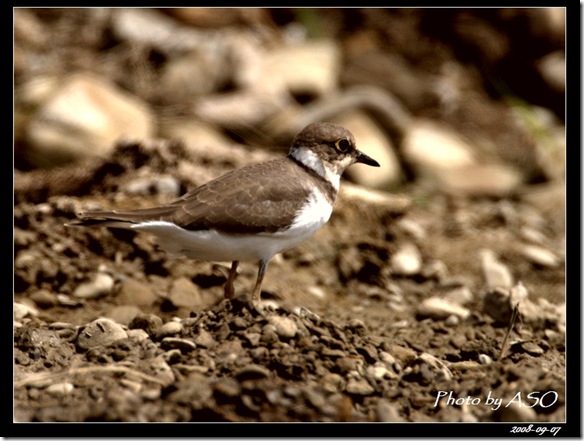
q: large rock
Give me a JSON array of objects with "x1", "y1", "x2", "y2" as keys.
[
  {"x1": 25, "y1": 74, "x2": 155, "y2": 167},
  {"x1": 333, "y1": 111, "x2": 403, "y2": 189},
  {"x1": 402, "y1": 119, "x2": 522, "y2": 196}
]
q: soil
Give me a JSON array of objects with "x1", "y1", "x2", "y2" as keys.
[
  {"x1": 13, "y1": 139, "x2": 567, "y2": 431},
  {"x1": 12, "y1": 7, "x2": 571, "y2": 437}
]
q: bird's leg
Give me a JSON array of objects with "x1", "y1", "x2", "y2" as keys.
[
  {"x1": 251, "y1": 259, "x2": 268, "y2": 306},
  {"x1": 224, "y1": 260, "x2": 239, "y2": 299}
]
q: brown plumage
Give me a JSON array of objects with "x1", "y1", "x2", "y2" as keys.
[{"x1": 69, "y1": 122, "x2": 380, "y2": 307}]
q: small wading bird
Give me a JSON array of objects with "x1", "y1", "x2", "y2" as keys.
[{"x1": 68, "y1": 122, "x2": 380, "y2": 307}]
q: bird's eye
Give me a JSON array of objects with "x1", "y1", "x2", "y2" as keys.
[{"x1": 335, "y1": 138, "x2": 351, "y2": 153}]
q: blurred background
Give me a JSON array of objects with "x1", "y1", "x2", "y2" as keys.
[{"x1": 14, "y1": 7, "x2": 566, "y2": 198}]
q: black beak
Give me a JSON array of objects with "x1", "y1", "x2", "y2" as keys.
[{"x1": 355, "y1": 150, "x2": 380, "y2": 167}]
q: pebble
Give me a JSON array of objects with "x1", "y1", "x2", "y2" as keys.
[
  {"x1": 76, "y1": 318, "x2": 128, "y2": 350},
  {"x1": 321, "y1": 373, "x2": 343, "y2": 393},
  {"x1": 520, "y1": 245, "x2": 560, "y2": 268},
  {"x1": 154, "y1": 321, "x2": 183, "y2": 339},
  {"x1": 123, "y1": 174, "x2": 181, "y2": 197},
  {"x1": 421, "y1": 260, "x2": 449, "y2": 281},
  {"x1": 128, "y1": 313, "x2": 163, "y2": 335},
  {"x1": 345, "y1": 378, "x2": 375, "y2": 395},
  {"x1": 479, "y1": 249, "x2": 513, "y2": 289},
  {"x1": 126, "y1": 329, "x2": 150, "y2": 341},
  {"x1": 443, "y1": 286, "x2": 474, "y2": 305},
  {"x1": 45, "y1": 382, "x2": 74, "y2": 397},
  {"x1": 107, "y1": 305, "x2": 142, "y2": 326},
  {"x1": 116, "y1": 278, "x2": 159, "y2": 307},
  {"x1": 14, "y1": 302, "x2": 39, "y2": 320},
  {"x1": 416, "y1": 296, "x2": 470, "y2": 320},
  {"x1": 336, "y1": 357, "x2": 364, "y2": 374},
  {"x1": 212, "y1": 377, "x2": 241, "y2": 399},
  {"x1": 307, "y1": 286, "x2": 326, "y2": 299},
  {"x1": 146, "y1": 356, "x2": 175, "y2": 387},
  {"x1": 234, "y1": 364, "x2": 271, "y2": 381},
  {"x1": 478, "y1": 354, "x2": 493, "y2": 365},
  {"x1": 444, "y1": 315, "x2": 460, "y2": 327},
  {"x1": 520, "y1": 342, "x2": 545, "y2": 356},
  {"x1": 243, "y1": 332, "x2": 261, "y2": 347},
  {"x1": 56, "y1": 294, "x2": 83, "y2": 307},
  {"x1": 29, "y1": 289, "x2": 59, "y2": 308},
  {"x1": 500, "y1": 400, "x2": 537, "y2": 422},
  {"x1": 483, "y1": 288, "x2": 513, "y2": 324},
  {"x1": 161, "y1": 337, "x2": 197, "y2": 353},
  {"x1": 390, "y1": 243, "x2": 422, "y2": 276},
  {"x1": 375, "y1": 399, "x2": 403, "y2": 422},
  {"x1": 72, "y1": 272, "x2": 114, "y2": 299},
  {"x1": 418, "y1": 352, "x2": 453, "y2": 382},
  {"x1": 193, "y1": 330, "x2": 217, "y2": 348},
  {"x1": 260, "y1": 324, "x2": 279, "y2": 344},
  {"x1": 268, "y1": 316, "x2": 298, "y2": 339},
  {"x1": 168, "y1": 277, "x2": 203, "y2": 309},
  {"x1": 366, "y1": 363, "x2": 395, "y2": 380}
]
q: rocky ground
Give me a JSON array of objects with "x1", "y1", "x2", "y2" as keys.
[{"x1": 13, "y1": 7, "x2": 571, "y2": 435}]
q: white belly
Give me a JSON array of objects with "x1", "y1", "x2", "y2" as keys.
[{"x1": 132, "y1": 188, "x2": 333, "y2": 263}]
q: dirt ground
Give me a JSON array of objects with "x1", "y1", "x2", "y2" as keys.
[{"x1": 12, "y1": 7, "x2": 572, "y2": 436}]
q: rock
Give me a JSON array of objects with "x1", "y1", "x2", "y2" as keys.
[
  {"x1": 479, "y1": 249, "x2": 513, "y2": 290},
  {"x1": 76, "y1": 318, "x2": 128, "y2": 350},
  {"x1": 194, "y1": 86, "x2": 291, "y2": 129},
  {"x1": 444, "y1": 315, "x2": 460, "y2": 327},
  {"x1": 235, "y1": 364, "x2": 271, "y2": 381},
  {"x1": 145, "y1": 356, "x2": 175, "y2": 387},
  {"x1": 483, "y1": 288, "x2": 513, "y2": 324},
  {"x1": 402, "y1": 119, "x2": 476, "y2": 174},
  {"x1": 402, "y1": 120, "x2": 522, "y2": 196},
  {"x1": 122, "y1": 174, "x2": 181, "y2": 197},
  {"x1": 25, "y1": 73, "x2": 154, "y2": 166},
  {"x1": 128, "y1": 313, "x2": 163, "y2": 335},
  {"x1": 29, "y1": 289, "x2": 59, "y2": 308},
  {"x1": 160, "y1": 337, "x2": 197, "y2": 353},
  {"x1": 478, "y1": 354, "x2": 493, "y2": 365},
  {"x1": 520, "y1": 342, "x2": 545, "y2": 356},
  {"x1": 417, "y1": 297, "x2": 470, "y2": 321},
  {"x1": 499, "y1": 400, "x2": 537, "y2": 422},
  {"x1": 261, "y1": 40, "x2": 340, "y2": 98},
  {"x1": 168, "y1": 277, "x2": 200, "y2": 309},
  {"x1": 193, "y1": 330, "x2": 217, "y2": 348},
  {"x1": 73, "y1": 273, "x2": 114, "y2": 299},
  {"x1": 107, "y1": 305, "x2": 142, "y2": 326},
  {"x1": 443, "y1": 286, "x2": 474, "y2": 305},
  {"x1": 159, "y1": 50, "x2": 230, "y2": 101},
  {"x1": 14, "y1": 302, "x2": 39, "y2": 320},
  {"x1": 375, "y1": 399, "x2": 404, "y2": 422},
  {"x1": 484, "y1": 283, "x2": 529, "y2": 324},
  {"x1": 536, "y1": 50, "x2": 565, "y2": 95},
  {"x1": 160, "y1": 119, "x2": 233, "y2": 153},
  {"x1": 116, "y1": 278, "x2": 159, "y2": 307},
  {"x1": 417, "y1": 352, "x2": 453, "y2": 382},
  {"x1": 45, "y1": 382, "x2": 74, "y2": 397},
  {"x1": 154, "y1": 321, "x2": 183, "y2": 339},
  {"x1": 168, "y1": 277, "x2": 217, "y2": 310},
  {"x1": 334, "y1": 110, "x2": 402, "y2": 189},
  {"x1": 520, "y1": 245, "x2": 560, "y2": 268},
  {"x1": 436, "y1": 164, "x2": 523, "y2": 197},
  {"x1": 267, "y1": 316, "x2": 298, "y2": 339},
  {"x1": 126, "y1": 329, "x2": 150, "y2": 341},
  {"x1": 390, "y1": 243, "x2": 422, "y2": 276},
  {"x1": 345, "y1": 378, "x2": 375, "y2": 395}
]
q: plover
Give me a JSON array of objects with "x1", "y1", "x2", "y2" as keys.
[{"x1": 69, "y1": 122, "x2": 380, "y2": 306}]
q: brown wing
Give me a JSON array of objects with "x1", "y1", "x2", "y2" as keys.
[{"x1": 76, "y1": 158, "x2": 314, "y2": 234}]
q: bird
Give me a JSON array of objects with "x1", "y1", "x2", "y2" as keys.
[{"x1": 68, "y1": 122, "x2": 380, "y2": 307}]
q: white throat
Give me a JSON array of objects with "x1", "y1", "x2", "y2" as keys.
[{"x1": 290, "y1": 148, "x2": 341, "y2": 191}]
